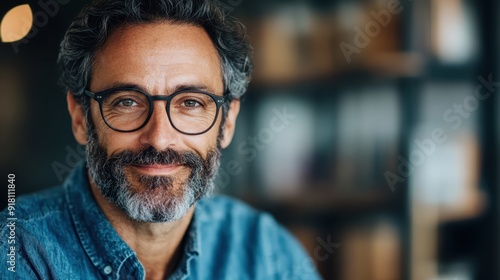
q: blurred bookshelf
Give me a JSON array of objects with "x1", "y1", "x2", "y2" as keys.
[{"x1": 217, "y1": 0, "x2": 499, "y2": 279}]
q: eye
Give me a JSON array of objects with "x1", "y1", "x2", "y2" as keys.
[
  {"x1": 182, "y1": 99, "x2": 202, "y2": 107},
  {"x1": 117, "y1": 99, "x2": 137, "y2": 107}
]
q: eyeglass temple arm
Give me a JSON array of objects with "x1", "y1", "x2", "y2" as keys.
[
  {"x1": 83, "y1": 90, "x2": 104, "y2": 101},
  {"x1": 83, "y1": 90, "x2": 94, "y2": 98},
  {"x1": 222, "y1": 93, "x2": 240, "y2": 104}
]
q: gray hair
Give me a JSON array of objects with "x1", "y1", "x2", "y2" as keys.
[{"x1": 57, "y1": 0, "x2": 253, "y2": 103}]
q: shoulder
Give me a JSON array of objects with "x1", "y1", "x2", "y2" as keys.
[
  {"x1": 197, "y1": 195, "x2": 290, "y2": 236},
  {"x1": 196, "y1": 195, "x2": 321, "y2": 279},
  {"x1": 0, "y1": 185, "x2": 71, "y2": 248},
  {"x1": 0, "y1": 185, "x2": 67, "y2": 223},
  {"x1": 0, "y1": 185, "x2": 74, "y2": 278},
  {"x1": 197, "y1": 194, "x2": 278, "y2": 234},
  {"x1": 197, "y1": 194, "x2": 293, "y2": 244}
]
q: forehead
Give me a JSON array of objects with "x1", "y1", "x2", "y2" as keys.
[{"x1": 90, "y1": 22, "x2": 223, "y2": 93}]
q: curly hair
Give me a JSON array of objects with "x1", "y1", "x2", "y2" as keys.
[{"x1": 57, "y1": 0, "x2": 253, "y2": 107}]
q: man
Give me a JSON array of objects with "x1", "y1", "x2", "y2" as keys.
[{"x1": 1, "y1": 0, "x2": 321, "y2": 279}]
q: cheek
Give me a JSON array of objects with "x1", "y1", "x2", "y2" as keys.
[
  {"x1": 106, "y1": 134, "x2": 143, "y2": 157},
  {"x1": 89, "y1": 104, "x2": 107, "y2": 132},
  {"x1": 183, "y1": 133, "x2": 218, "y2": 159},
  {"x1": 183, "y1": 116, "x2": 222, "y2": 159}
]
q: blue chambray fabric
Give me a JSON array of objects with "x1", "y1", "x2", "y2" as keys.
[{"x1": 0, "y1": 162, "x2": 321, "y2": 280}]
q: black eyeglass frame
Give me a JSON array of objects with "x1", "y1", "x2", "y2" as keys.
[{"x1": 84, "y1": 86, "x2": 228, "y2": 135}]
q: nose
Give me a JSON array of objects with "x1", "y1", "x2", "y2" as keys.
[{"x1": 138, "y1": 100, "x2": 181, "y2": 151}]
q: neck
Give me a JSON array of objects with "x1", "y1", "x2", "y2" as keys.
[{"x1": 89, "y1": 175, "x2": 194, "y2": 280}]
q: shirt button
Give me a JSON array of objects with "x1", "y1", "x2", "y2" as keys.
[{"x1": 103, "y1": 265, "x2": 113, "y2": 275}]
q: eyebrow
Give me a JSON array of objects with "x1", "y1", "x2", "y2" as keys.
[
  {"x1": 94, "y1": 82, "x2": 220, "y2": 95},
  {"x1": 171, "y1": 84, "x2": 215, "y2": 94}
]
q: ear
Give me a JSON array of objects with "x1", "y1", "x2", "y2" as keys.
[
  {"x1": 67, "y1": 92, "x2": 88, "y2": 145},
  {"x1": 219, "y1": 100, "x2": 240, "y2": 149}
]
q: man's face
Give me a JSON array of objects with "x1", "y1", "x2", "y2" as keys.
[{"x1": 69, "y1": 22, "x2": 239, "y2": 222}]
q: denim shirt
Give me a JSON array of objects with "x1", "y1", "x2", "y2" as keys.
[{"x1": 1, "y1": 162, "x2": 321, "y2": 280}]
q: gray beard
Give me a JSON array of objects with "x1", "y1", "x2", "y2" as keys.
[{"x1": 85, "y1": 126, "x2": 221, "y2": 223}]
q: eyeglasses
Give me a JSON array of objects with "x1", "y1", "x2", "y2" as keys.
[{"x1": 84, "y1": 86, "x2": 227, "y2": 135}]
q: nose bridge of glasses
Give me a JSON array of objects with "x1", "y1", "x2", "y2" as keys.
[
  {"x1": 149, "y1": 95, "x2": 175, "y2": 118},
  {"x1": 150, "y1": 94, "x2": 173, "y2": 105},
  {"x1": 149, "y1": 95, "x2": 172, "y2": 122}
]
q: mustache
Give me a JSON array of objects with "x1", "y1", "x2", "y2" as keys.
[{"x1": 107, "y1": 146, "x2": 202, "y2": 168}]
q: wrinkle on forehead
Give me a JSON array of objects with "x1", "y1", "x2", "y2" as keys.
[{"x1": 90, "y1": 22, "x2": 223, "y2": 95}]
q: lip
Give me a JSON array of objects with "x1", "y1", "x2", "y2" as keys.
[{"x1": 130, "y1": 164, "x2": 182, "y2": 176}]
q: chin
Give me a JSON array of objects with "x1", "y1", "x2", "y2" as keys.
[{"x1": 115, "y1": 176, "x2": 200, "y2": 223}]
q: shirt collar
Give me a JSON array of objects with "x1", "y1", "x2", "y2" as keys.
[
  {"x1": 168, "y1": 204, "x2": 202, "y2": 279},
  {"x1": 63, "y1": 161, "x2": 203, "y2": 278}
]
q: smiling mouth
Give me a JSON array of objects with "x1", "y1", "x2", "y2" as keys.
[{"x1": 130, "y1": 164, "x2": 183, "y2": 176}]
